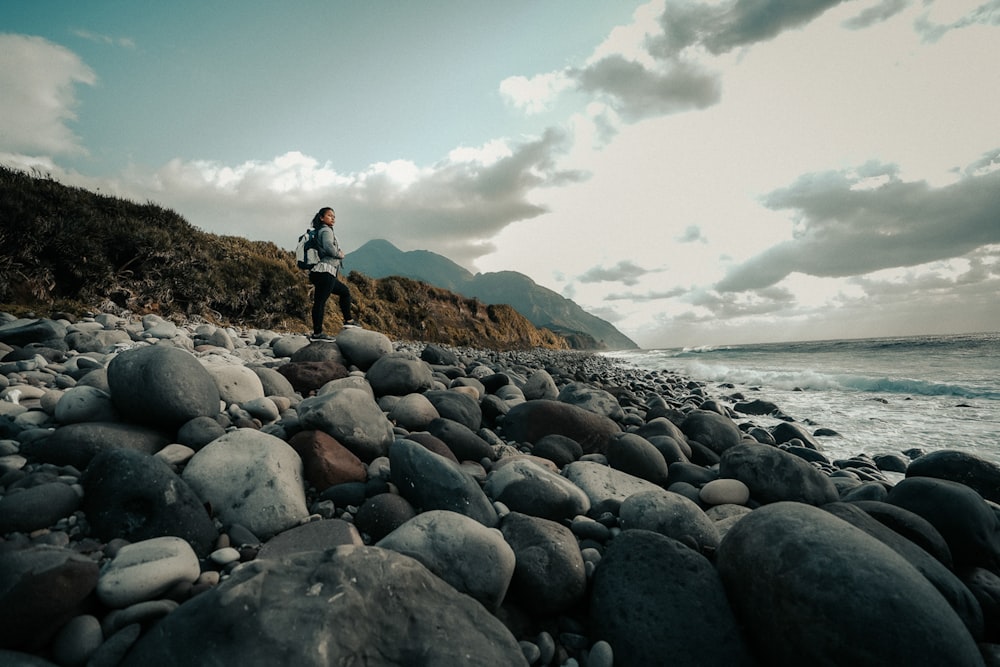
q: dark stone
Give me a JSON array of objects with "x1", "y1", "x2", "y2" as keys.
[
  {"x1": 0, "y1": 318, "x2": 67, "y2": 347},
  {"x1": 531, "y1": 434, "x2": 583, "y2": 468},
  {"x1": 389, "y1": 438, "x2": 497, "y2": 527},
  {"x1": 591, "y1": 529, "x2": 755, "y2": 666},
  {"x1": 427, "y1": 417, "x2": 494, "y2": 462},
  {"x1": 354, "y1": 494, "x2": 417, "y2": 542},
  {"x1": 886, "y1": 476, "x2": 1000, "y2": 571},
  {"x1": 20, "y1": 422, "x2": 170, "y2": 469},
  {"x1": 720, "y1": 443, "x2": 838, "y2": 506},
  {"x1": 0, "y1": 482, "x2": 81, "y2": 534},
  {"x1": 906, "y1": 450, "x2": 1000, "y2": 504},
  {"x1": 668, "y1": 461, "x2": 718, "y2": 488},
  {"x1": 120, "y1": 547, "x2": 527, "y2": 666},
  {"x1": 422, "y1": 390, "x2": 482, "y2": 432},
  {"x1": 255, "y1": 519, "x2": 361, "y2": 560},
  {"x1": 107, "y1": 345, "x2": 221, "y2": 429},
  {"x1": 717, "y1": 502, "x2": 983, "y2": 666},
  {"x1": 500, "y1": 512, "x2": 586, "y2": 616},
  {"x1": 605, "y1": 433, "x2": 669, "y2": 487},
  {"x1": 784, "y1": 445, "x2": 830, "y2": 465},
  {"x1": 850, "y1": 499, "x2": 954, "y2": 569},
  {"x1": 770, "y1": 421, "x2": 821, "y2": 449},
  {"x1": 0, "y1": 546, "x2": 99, "y2": 651},
  {"x1": 81, "y1": 448, "x2": 217, "y2": 557},
  {"x1": 645, "y1": 435, "x2": 689, "y2": 465},
  {"x1": 680, "y1": 410, "x2": 742, "y2": 455},
  {"x1": 501, "y1": 400, "x2": 620, "y2": 455},
  {"x1": 275, "y1": 360, "x2": 349, "y2": 396},
  {"x1": 824, "y1": 501, "x2": 983, "y2": 639},
  {"x1": 404, "y1": 432, "x2": 459, "y2": 463},
  {"x1": 420, "y1": 344, "x2": 459, "y2": 366}
]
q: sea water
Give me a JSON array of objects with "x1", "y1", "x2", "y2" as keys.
[{"x1": 604, "y1": 332, "x2": 1000, "y2": 466}]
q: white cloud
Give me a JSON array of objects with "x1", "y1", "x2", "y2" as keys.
[
  {"x1": 0, "y1": 34, "x2": 96, "y2": 156},
  {"x1": 499, "y1": 72, "x2": 573, "y2": 115}
]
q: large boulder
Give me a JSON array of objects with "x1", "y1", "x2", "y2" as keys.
[
  {"x1": 484, "y1": 458, "x2": 591, "y2": 522},
  {"x1": 502, "y1": 400, "x2": 620, "y2": 454},
  {"x1": 389, "y1": 438, "x2": 497, "y2": 527},
  {"x1": 719, "y1": 442, "x2": 839, "y2": 506},
  {"x1": 181, "y1": 428, "x2": 309, "y2": 539},
  {"x1": 886, "y1": 476, "x2": 1000, "y2": 571},
  {"x1": 107, "y1": 345, "x2": 221, "y2": 429},
  {"x1": 619, "y1": 488, "x2": 721, "y2": 554},
  {"x1": 377, "y1": 510, "x2": 514, "y2": 612},
  {"x1": 557, "y1": 382, "x2": 624, "y2": 421},
  {"x1": 334, "y1": 327, "x2": 393, "y2": 370},
  {"x1": 500, "y1": 512, "x2": 587, "y2": 616},
  {"x1": 81, "y1": 448, "x2": 217, "y2": 557},
  {"x1": 716, "y1": 502, "x2": 983, "y2": 666},
  {"x1": 591, "y1": 529, "x2": 755, "y2": 667},
  {"x1": 906, "y1": 450, "x2": 1000, "y2": 504},
  {"x1": 680, "y1": 410, "x2": 742, "y2": 455},
  {"x1": 365, "y1": 352, "x2": 434, "y2": 397},
  {"x1": 120, "y1": 546, "x2": 528, "y2": 666}
]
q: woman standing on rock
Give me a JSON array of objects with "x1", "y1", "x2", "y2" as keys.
[{"x1": 309, "y1": 206, "x2": 357, "y2": 340}]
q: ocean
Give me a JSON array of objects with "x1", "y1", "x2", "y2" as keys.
[{"x1": 604, "y1": 332, "x2": 1000, "y2": 467}]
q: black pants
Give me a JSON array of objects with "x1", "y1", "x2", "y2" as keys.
[{"x1": 309, "y1": 271, "x2": 352, "y2": 333}]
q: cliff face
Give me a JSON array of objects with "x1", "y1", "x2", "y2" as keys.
[{"x1": 0, "y1": 166, "x2": 566, "y2": 350}]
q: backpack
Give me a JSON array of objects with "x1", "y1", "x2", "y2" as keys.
[{"x1": 295, "y1": 228, "x2": 320, "y2": 270}]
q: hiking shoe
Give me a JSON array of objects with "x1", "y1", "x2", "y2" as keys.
[
  {"x1": 343, "y1": 320, "x2": 361, "y2": 328},
  {"x1": 310, "y1": 332, "x2": 335, "y2": 341}
]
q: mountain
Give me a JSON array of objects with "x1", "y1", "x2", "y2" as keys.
[{"x1": 347, "y1": 240, "x2": 638, "y2": 350}]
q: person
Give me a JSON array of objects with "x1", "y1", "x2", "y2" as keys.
[{"x1": 308, "y1": 206, "x2": 357, "y2": 339}]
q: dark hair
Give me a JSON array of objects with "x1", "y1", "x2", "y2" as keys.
[{"x1": 311, "y1": 207, "x2": 335, "y2": 229}]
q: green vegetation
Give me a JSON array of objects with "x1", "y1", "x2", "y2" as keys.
[{"x1": 0, "y1": 165, "x2": 566, "y2": 350}]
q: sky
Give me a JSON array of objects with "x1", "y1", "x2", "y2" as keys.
[{"x1": 2, "y1": 0, "x2": 999, "y2": 349}]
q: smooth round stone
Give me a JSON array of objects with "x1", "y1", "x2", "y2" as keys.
[
  {"x1": 97, "y1": 536, "x2": 201, "y2": 608},
  {"x1": 52, "y1": 614, "x2": 104, "y2": 667},
  {"x1": 0, "y1": 481, "x2": 82, "y2": 533},
  {"x1": 209, "y1": 547, "x2": 241, "y2": 566},
  {"x1": 699, "y1": 478, "x2": 751, "y2": 506},
  {"x1": 588, "y1": 640, "x2": 614, "y2": 667}
]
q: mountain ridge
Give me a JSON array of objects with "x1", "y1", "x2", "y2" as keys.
[{"x1": 347, "y1": 239, "x2": 638, "y2": 350}]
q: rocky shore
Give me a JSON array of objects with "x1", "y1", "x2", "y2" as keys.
[{"x1": 2, "y1": 310, "x2": 1000, "y2": 666}]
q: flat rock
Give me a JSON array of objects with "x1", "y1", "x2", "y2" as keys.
[{"x1": 96, "y1": 536, "x2": 200, "y2": 608}]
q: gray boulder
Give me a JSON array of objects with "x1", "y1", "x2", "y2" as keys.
[
  {"x1": 591, "y1": 529, "x2": 755, "y2": 667},
  {"x1": 680, "y1": 410, "x2": 742, "y2": 455},
  {"x1": 120, "y1": 546, "x2": 527, "y2": 666},
  {"x1": 719, "y1": 442, "x2": 839, "y2": 506},
  {"x1": 716, "y1": 502, "x2": 983, "y2": 666},
  {"x1": 20, "y1": 421, "x2": 169, "y2": 469},
  {"x1": 182, "y1": 428, "x2": 308, "y2": 539},
  {"x1": 484, "y1": 458, "x2": 591, "y2": 522},
  {"x1": 906, "y1": 449, "x2": 1000, "y2": 504},
  {"x1": 422, "y1": 390, "x2": 482, "y2": 432},
  {"x1": 605, "y1": 433, "x2": 670, "y2": 487},
  {"x1": 619, "y1": 487, "x2": 721, "y2": 554},
  {"x1": 389, "y1": 438, "x2": 497, "y2": 527},
  {"x1": 107, "y1": 345, "x2": 221, "y2": 429},
  {"x1": 886, "y1": 476, "x2": 1000, "y2": 571},
  {"x1": 500, "y1": 512, "x2": 586, "y2": 615},
  {"x1": 557, "y1": 382, "x2": 624, "y2": 421},
  {"x1": 377, "y1": 510, "x2": 514, "y2": 612},
  {"x1": 335, "y1": 327, "x2": 392, "y2": 370},
  {"x1": 563, "y1": 461, "x2": 662, "y2": 516},
  {"x1": 366, "y1": 352, "x2": 434, "y2": 397}
]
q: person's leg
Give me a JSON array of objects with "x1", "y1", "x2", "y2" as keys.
[
  {"x1": 331, "y1": 278, "x2": 353, "y2": 323},
  {"x1": 309, "y1": 271, "x2": 335, "y2": 334}
]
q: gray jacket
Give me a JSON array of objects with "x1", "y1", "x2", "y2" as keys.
[{"x1": 312, "y1": 225, "x2": 343, "y2": 276}]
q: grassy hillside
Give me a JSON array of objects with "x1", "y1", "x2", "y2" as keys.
[{"x1": 0, "y1": 166, "x2": 566, "y2": 350}]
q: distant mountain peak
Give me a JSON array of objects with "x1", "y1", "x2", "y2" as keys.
[{"x1": 348, "y1": 239, "x2": 637, "y2": 350}]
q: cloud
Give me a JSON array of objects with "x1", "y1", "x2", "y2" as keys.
[
  {"x1": 72, "y1": 29, "x2": 136, "y2": 49},
  {"x1": 677, "y1": 225, "x2": 707, "y2": 243},
  {"x1": 606, "y1": 286, "x2": 687, "y2": 301},
  {"x1": 916, "y1": 0, "x2": 1000, "y2": 41},
  {"x1": 578, "y1": 260, "x2": 658, "y2": 286},
  {"x1": 570, "y1": 55, "x2": 721, "y2": 121},
  {"x1": 842, "y1": 0, "x2": 911, "y2": 30},
  {"x1": 0, "y1": 34, "x2": 96, "y2": 156},
  {"x1": 499, "y1": 71, "x2": 573, "y2": 115},
  {"x1": 110, "y1": 129, "x2": 586, "y2": 268},
  {"x1": 649, "y1": 0, "x2": 849, "y2": 57},
  {"x1": 716, "y1": 152, "x2": 1000, "y2": 292}
]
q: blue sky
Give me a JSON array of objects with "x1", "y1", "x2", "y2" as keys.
[{"x1": 3, "y1": 0, "x2": 999, "y2": 348}]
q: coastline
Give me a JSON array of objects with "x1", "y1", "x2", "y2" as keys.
[{"x1": 1, "y1": 311, "x2": 999, "y2": 666}]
